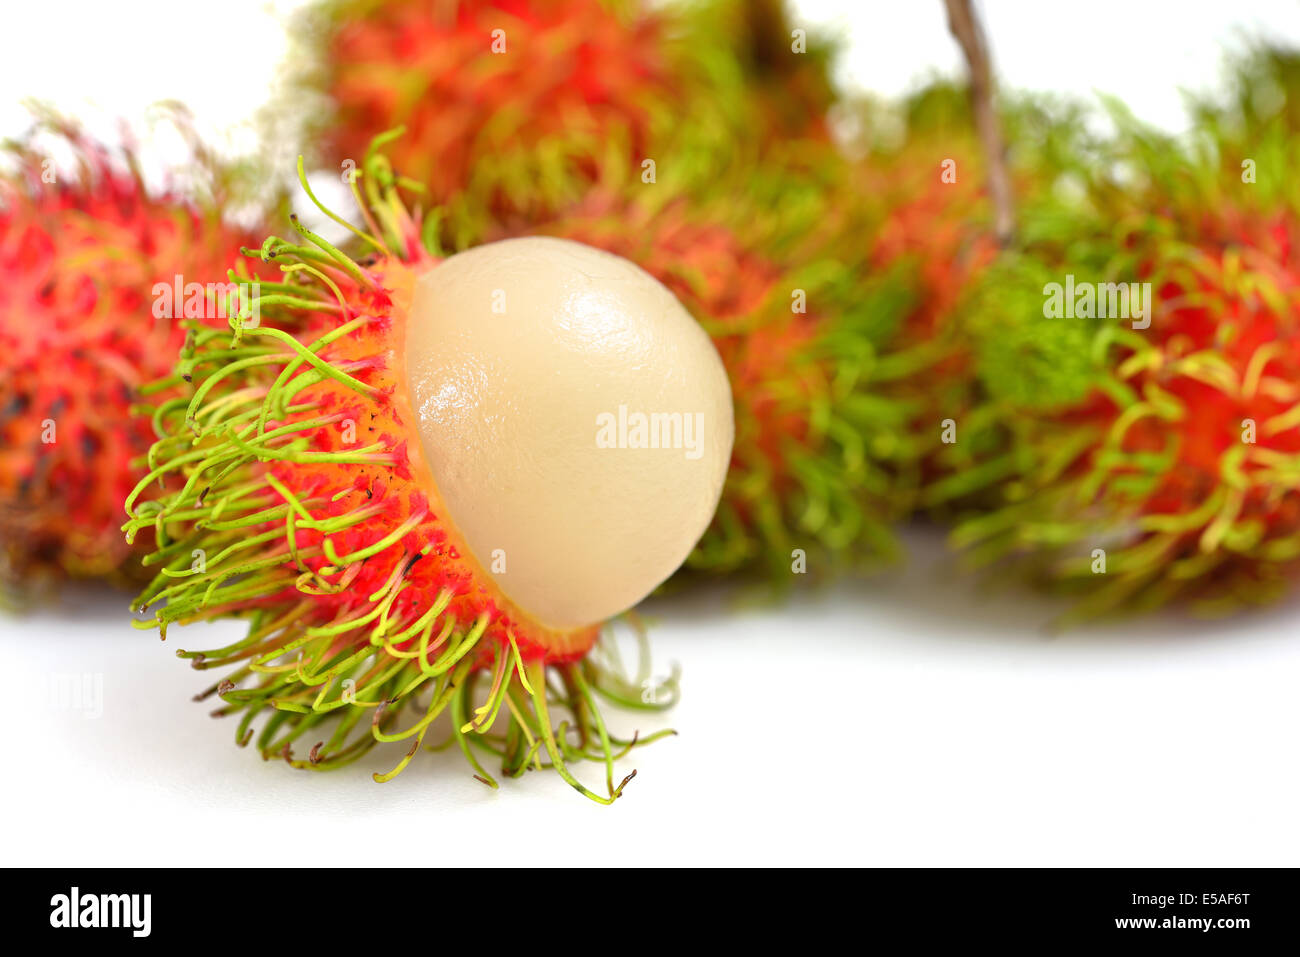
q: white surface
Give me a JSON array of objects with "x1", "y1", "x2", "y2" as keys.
[{"x1": 4, "y1": 529, "x2": 1299, "y2": 867}]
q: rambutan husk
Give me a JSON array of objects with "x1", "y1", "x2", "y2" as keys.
[
  {"x1": 124, "y1": 147, "x2": 675, "y2": 802},
  {"x1": 307, "y1": 0, "x2": 668, "y2": 220},
  {"x1": 929, "y1": 50, "x2": 1300, "y2": 621},
  {"x1": 0, "y1": 113, "x2": 256, "y2": 596},
  {"x1": 299, "y1": 0, "x2": 836, "y2": 224}
]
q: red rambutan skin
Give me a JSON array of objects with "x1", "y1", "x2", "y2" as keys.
[
  {"x1": 316, "y1": 0, "x2": 837, "y2": 230},
  {"x1": 843, "y1": 134, "x2": 1001, "y2": 504},
  {"x1": 1085, "y1": 214, "x2": 1300, "y2": 546},
  {"x1": 0, "y1": 135, "x2": 252, "y2": 583},
  {"x1": 323, "y1": 0, "x2": 668, "y2": 213},
  {"x1": 865, "y1": 150, "x2": 998, "y2": 346},
  {"x1": 948, "y1": 193, "x2": 1300, "y2": 614}
]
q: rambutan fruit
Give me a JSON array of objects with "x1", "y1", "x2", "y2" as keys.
[
  {"x1": 307, "y1": 0, "x2": 671, "y2": 220},
  {"x1": 934, "y1": 51, "x2": 1300, "y2": 619},
  {"x1": 123, "y1": 149, "x2": 733, "y2": 801},
  {"x1": 842, "y1": 88, "x2": 999, "y2": 507},
  {"x1": 301, "y1": 0, "x2": 835, "y2": 224},
  {"x1": 0, "y1": 117, "x2": 255, "y2": 591}
]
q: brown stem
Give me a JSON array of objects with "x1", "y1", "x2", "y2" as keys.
[{"x1": 943, "y1": 0, "x2": 1015, "y2": 246}]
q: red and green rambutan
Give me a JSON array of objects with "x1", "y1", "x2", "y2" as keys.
[
  {"x1": 932, "y1": 50, "x2": 1300, "y2": 619},
  {"x1": 297, "y1": 0, "x2": 837, "y2": 225},
  {"x1": 0, "y1": 115, "x2": 255, "y2": 592},
  {"x1": 123, "y1": 148, "x2": 688, "y2": 801},
  {"x1": 303, "y1": 0, "x2": 671, "y2": 221}
]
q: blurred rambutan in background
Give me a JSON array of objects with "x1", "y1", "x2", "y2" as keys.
[
  {"x1": 0, "y1": 115, "x2": 256, "y2": 592},
  {"x1": 304, "y1": 0, "x2": 838, "y2": 223},
  {"x1": 932, "y1": 48, "x2": 1300, "y2": 620}
]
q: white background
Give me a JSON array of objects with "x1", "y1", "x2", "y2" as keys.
[{"x1": 3, "y1": 1, "x2": 1300, "y2": 866}]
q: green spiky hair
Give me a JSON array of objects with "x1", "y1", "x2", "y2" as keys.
[
  {"x1": 929, "y1": 48, "x2": 1300, "y2": 621},
  {"x1": 816, "y1": 82, "x2": 1093, "y2": 530},
  {"x1": 285, "y1": 0, "x2": 839, "y2": 228},
  {"x1": 123, "y1": 147, "x2": 677, "y2": 803}
]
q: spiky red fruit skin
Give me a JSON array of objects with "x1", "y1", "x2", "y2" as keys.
[
  {"x1": 126, "y1": 203, "x2": 655, "y2": 795},
  {"x1": 864, "y1": 139, "x2": 998, "y2": 482},
  {"x1": 854, "y1": 94, "x2": 1078, "y2": 511},
  {"x1": 948, "y1": 189, "x2": 1300, "y2": 615},
  {"x1": 1141, "y1": 218, "x2": 1300, "y2": 492},
  {"x1": 0, "y1": 136, "x2": 251, "y2": 585},
  {"x1": 864, "y1": 144, "x2": 997, "y2": 347},
  {"x1": 315, "y1": 0, "x2": 836, "y2": 226},
  {"x1": 1081, "y1": 215, "x2": 1300, "y2": 571},
  {"x1": 322, "y1": 0, "x2": 669, "y2": 214}
]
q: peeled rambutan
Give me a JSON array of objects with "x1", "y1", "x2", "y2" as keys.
[
  {"x1": 0, "y1": 118, "x2": 254, "y2": 591},
  {"x1": 937, "y1": 52, "x2": 1300, "y2": 618},
  {"x1": 124, "y1": 150, "x2": 733, "y2": 800}
]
